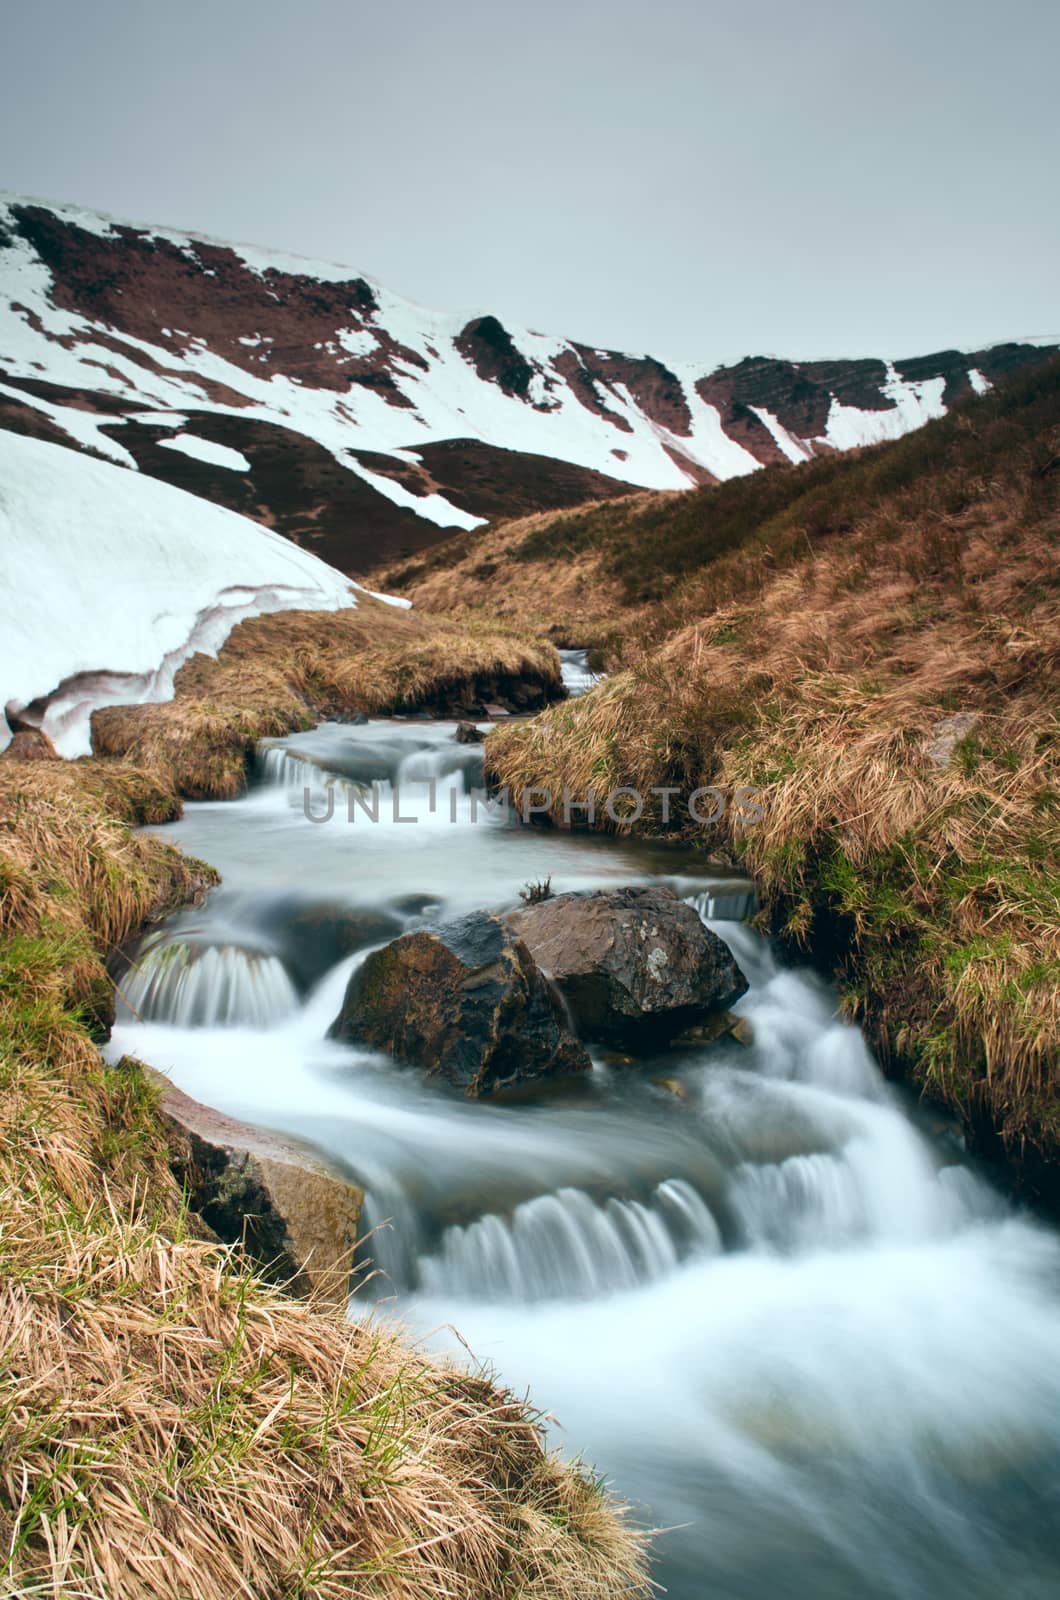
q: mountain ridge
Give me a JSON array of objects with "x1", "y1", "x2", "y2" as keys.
[{"x1": 2, "y1": 191, "x2": 1057, "y2": 573}]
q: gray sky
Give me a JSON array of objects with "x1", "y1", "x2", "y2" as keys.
[{"x1": 2, "y1": 0, "x2": 1057, "y2": 367}]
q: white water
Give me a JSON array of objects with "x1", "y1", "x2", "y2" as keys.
[
  {"x1": 558, "y1": 646, "x2": 600, "y2": 697},
  {"x1": 418, "y1": 1178, "x2": 722, "y2": 1302},
  {"x1": 121, "y1": 934, "x2": 299, "y2": 1027},
  {"x1": 109, "y1": 718, "x2": 1060, "y2": 1599}
]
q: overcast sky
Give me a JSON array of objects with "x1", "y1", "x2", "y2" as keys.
[{"x1": 3, "y1": 0, "x2": 1057, "y2": 367}]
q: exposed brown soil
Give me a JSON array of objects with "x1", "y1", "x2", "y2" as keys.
[
  {"x1": 402, "y1": 437, "x2": 637, "y2": 519},
  {"x1": 570, "y1": 345, "x2": 694, "y2": 436},
  {"x1": 551, "y1": 348, "x2": 635, "y2": 433},
  {"x1": 9, "y1": 203, "x2": 424, "y2": 402},
  {"x1": 696, "y1": 354, "x2": 891, "y2": 440}
]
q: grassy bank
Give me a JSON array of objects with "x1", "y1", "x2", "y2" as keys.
[
  {"x1": 484, "y1": 363, "x2": 1060, "y2": 1189},
  {"x1": 0, "y1": 755, "x2": 648, "y2": 1597},
  {"x1": 92, "y1": 597, "x2": 563, "y2": 799}
]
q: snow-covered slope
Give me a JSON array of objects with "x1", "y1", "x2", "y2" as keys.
[
  {"x1": 2, "y1": 194, "x2": 1056, "y2": 573},
  {"x1": 0, "y1": 430, "x2": 402, "y2": 756}
]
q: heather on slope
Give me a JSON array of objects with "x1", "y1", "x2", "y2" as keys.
[{"x1": 381, "y1": 358, "x2": 1060, "y2": 650}]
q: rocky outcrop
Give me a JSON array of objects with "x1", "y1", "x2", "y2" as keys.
[
  {"x1": 454, "y1": 314, "x2": 537, "y2": 400},
  {"x1": 506, "y1": 886, "x2": 747, "y2": 1047},
  {"x1": 154, "y1": 1072, "x2": 363, "y2": 1304},
  {"x1": 671, "y1": 1010, "x2": 754, "y2": 1048},
  {"x1": 330, "y1": 910, "x2": 591, "y2": 1096}
]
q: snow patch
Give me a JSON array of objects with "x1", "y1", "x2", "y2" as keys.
[
  {"x1": 822, "y1": 366, "x2": 947, "y2": 452},
  {"x1": 0, "y1": 380, "x2": 137, "y2": 467},
  {"x1": 336, "y1": 326, "x2": 378, "y2": 359},
  {"x1": 338, "y1": 453, "x2": 486, "y2": 531},
  {"x1": 131, "y1": 411, "x2": 189, "y2": 428},
  {"x1": 747, "y1": 406, "x2": 814, "y2": 464},
  {"x1": 158, "y1": 433, "x2": 251, "y2": 471},
  {"x1": 0, "y1": 431, "x2": 403, "y2": 757}
]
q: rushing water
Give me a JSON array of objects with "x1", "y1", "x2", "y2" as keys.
[
  {"x1": 559, "y1": 645, "x2": 600, "y2": 697},
  {"x1": 107, "y1": 711, "x2": 1060, "y2": 1600}
]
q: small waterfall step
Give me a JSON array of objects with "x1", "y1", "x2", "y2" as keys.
[
  {"x1": 686, "y1": 885, "x2": 758, "y2": 923},
  {"x1": 121, "y1": 936, "x2": 299, "y2": 1028},
  {"x1": 416, "y1": 1178, "x2": 721, "y2": 1302}
]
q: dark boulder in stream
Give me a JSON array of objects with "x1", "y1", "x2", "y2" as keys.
[
  {"x1": 330, "y1": 910, "x2": 591, "y2": 1097},
  {"x1": 506, "y1": 885, "x2": 748, "y2": 1048},
  {"x1": 254, "y1": 896, "x2": 405, "y2": 990}
]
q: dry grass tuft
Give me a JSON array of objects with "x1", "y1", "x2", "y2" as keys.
[{"x1": 0, "y1": 760, "x2": 212, "y2": 1020}]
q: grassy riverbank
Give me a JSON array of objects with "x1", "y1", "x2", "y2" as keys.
[
  {"x1": 92, "y1": 597, "x2": 563, "y2": 799},
  {"x1": 0, "y1": 617, "x2": 646, "y2": 1596},
  {"x1": 457, "y1": 362, "x2": 1060, "y2": 1190}
]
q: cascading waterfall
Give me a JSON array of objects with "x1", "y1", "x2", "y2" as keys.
[
  {"x1": 258, "y1": 731, "x2": 481, "y2": 829},
  {"x1": 687, "y1": 884, "x2": 759, "y2": 923},
  {"x1": 121, "y1": 937, "x2": 299, "y2": 1027},
  {"x1": 106, "y1": 715, "x2": 1060, "y2": 1600},
  {"x1": 258, "y1": 743, "x2": 322, "y2": 788},
  {"x1": 389, "y1": 744, "x2": 477, "y2": 816},
  {"x1": 257, "y1": 740, "x2": 372, "y2": 807},
  {"x1": 417, "y1": 1178, "x2": 721, "y2": 1302}
]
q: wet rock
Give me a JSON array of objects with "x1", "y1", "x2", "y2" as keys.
[
  {"x1": 386, "y1": 892, "x2": 442, "y2": 919},
  {"x1": 330, "y1": 909, "x2": 591, "y2": 1097},
  {"x1": 923, "y1": 711, "x2": 980, "y2": 769},
  {"x1": 255, "y1": 897, "x2": 404, "y2": 989},
  {"x1": 671, "y1": 1010, "x2": 742, "y2": 1047},
  {"x1": 456, "y1": 720, "x2": 485, "y2": 744},
  {"x1": 671, "y1": 1010, "x2": 753, "y2": 1048},
  {"x1": 1, "y1": 727, "x2": 58, "y2": 760},
  {"x1": 653, "y1": 1076, "x2": 689, "y2": 1101},
  {"x1": 506, "y1": 885, "x2": 748, "y2": 1049},
  {"x1": 153, "y1": 1070, "x2": 363, "y2": 1304}
]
